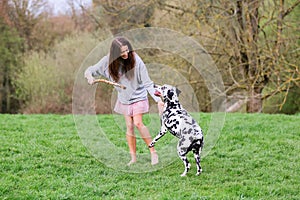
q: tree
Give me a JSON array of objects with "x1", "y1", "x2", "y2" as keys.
[
  {"x1": 92, "y1": 0, "x2": 155, "y2": 33},
  {"x1": 0, "y1": 17, "x2": 23, "y2": 113},
  {"x1": 155, "y1": 0, "x2": 300, "y2": 113},
  {"x1": 4, "y1": 0, "x2": 78, "y2": 52}
]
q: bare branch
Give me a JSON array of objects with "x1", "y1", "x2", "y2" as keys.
[{"x1": 283, "y1": 0, "x2": 300, "y2": 18}]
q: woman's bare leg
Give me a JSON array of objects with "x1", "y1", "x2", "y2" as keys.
[
  {"x1": 124, "y1": 115, "x2": 136, "y2": 165},
  {"x1": 133, "y1": 114, "x2": 159, "y2": 165}
]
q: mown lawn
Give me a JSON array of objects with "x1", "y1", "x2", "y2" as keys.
[{"x1": 0, "y1": 113, "x2": 299, "y2": 199}]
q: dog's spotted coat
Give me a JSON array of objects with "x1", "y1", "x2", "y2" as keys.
[{"x1": 149, "y1": 84, "x2": 204, "y2": 176}]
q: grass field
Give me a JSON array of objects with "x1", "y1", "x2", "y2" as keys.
[{"x1": 1, "y1": 113, "x2": 299, "y2": 199}]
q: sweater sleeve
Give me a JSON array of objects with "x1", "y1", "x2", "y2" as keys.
[
  {"x1": 84, "y1": 55, "x2": 109, "y2": 79},
  {"x1": 136, "y1": 55, "x2": 161, "y2": 103}
]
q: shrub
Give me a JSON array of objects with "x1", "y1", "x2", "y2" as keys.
[
  {"x1": 14, "y1": 31, "x2": 110, "y2": 113},
  {"x1": 263, "y1": 87, "x2": 300, "y2": 114}
]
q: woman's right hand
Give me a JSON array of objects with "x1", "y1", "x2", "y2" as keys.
[{"x1": 86, "y1": 75, "x2": 95, "y2": 85}]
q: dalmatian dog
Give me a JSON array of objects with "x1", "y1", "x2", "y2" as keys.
[{"x1": 149, "y1": 84, "x2": 204, "y2": 177}]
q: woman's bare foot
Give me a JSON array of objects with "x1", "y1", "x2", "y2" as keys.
[
  {"x1": 151, "y1": 152, "x2": 159, "y2": 165},
  {"x1": 127, "y1": 153, "x2": 136, "y2": 166},
  {"x1": 127, "y1": 160, "x2": 136, "y2": 166}
]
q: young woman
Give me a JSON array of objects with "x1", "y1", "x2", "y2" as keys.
[{"x1": 84, "y1": 37, "x2": 163, "y2": 165}]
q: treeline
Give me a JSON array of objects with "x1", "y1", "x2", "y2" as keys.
[
  {"x1": 0, "y1": 0, "x2": 94, "y2": 113},
  {"x1": 0, "y1": 0, "x2": 299, "y2": 114}
]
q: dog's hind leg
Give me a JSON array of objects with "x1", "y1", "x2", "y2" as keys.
[
  {"x1": 192, "y1": 140, "x2": 203, "y2": 176},
  {"x1": 193, "y1": 149, "x2": 202, "y2": 176},
  {"x1": 177, "y1": 139, "x2": 192, "y2": 176},
  {"x1": 179, "y1": 155, "x2": 191, "y2": 177},
  {"x1": 177, "y1": 145, "x2": 190, "y2": 176}
]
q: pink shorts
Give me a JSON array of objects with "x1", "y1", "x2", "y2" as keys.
[{"x1": 114, "y1": 99, "x2": 149, "y2": 116}]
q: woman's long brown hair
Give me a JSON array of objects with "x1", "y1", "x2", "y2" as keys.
[{"x1": 109, "y1": 37, "x2": 135, "y2": 82}]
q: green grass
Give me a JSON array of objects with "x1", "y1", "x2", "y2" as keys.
[{"x1": 0, "y1": 113, "x2": 299, "y2": 199}]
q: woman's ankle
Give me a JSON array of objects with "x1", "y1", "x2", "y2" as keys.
[
  {"x1": 151, "y1": 151, "x2": 159, "y2": 165},
  {"x1": 130, "y1": 152, "x2": 136, "y2": 161}
]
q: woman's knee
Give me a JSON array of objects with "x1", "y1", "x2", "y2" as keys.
[
  {"x1": 124, "y1": 116, "x2": 134, "y2": 132},
  {"x1": 134, "y1": 120, "x2": 145, "y2": 129},
  {"x1": 126, "y1": 124, "x2": 134, "y2": 133}
]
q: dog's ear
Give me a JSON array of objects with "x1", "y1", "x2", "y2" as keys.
[{"x1": 176, "y1": 88, "x2": 181, "y2": 96}]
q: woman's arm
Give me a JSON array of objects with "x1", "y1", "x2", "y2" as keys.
[
  {"x1": 84, "y1": 55, "x2": 109, "y2": 83},
  {"x1": 136, "y1": 55, "x2": 161, "y2": 103}
]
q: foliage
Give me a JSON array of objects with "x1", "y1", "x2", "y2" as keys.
[
  {"x1": 264, "y1": 87, "x2": 300, "y2": 114},
  {"x1": 0, "y1": 17, "x2": 23, "y2": 113},
  {"x1": 91, "y1": 0, "x2": 155, "y2": 34},
  {"x1": 5, "y1": 0, "x2": 50, "y2": 51},
  {"x1": 2, "y1": 0, "x2": 93, "y2": 53},
  {"x1": 2, "y1": 0, "x2": 299, "y2": 114},
  {"x1": 13, "y1": 32, "x2": 105, "y2": 113},
  {"x1": 0, "y1": 0, "x2": 98, "y2": 113},
  {"x1": 91, "y1": 0, "x2": 300, "y2": 113},
  {"x1": 0, "y1": 113, "x2": 299, "y2": 199}
]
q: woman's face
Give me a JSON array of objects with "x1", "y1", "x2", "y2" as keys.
[{"x1": 120, "y1": 45, "x2": 129, "y2": 59}]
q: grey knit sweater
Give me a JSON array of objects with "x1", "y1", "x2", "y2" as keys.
[{"x1": 84, "y1": 53, "x2": 161, "y2": 104}]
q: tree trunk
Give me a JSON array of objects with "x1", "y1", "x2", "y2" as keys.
[
  {"x1": 244, "y1": 0, "x2": 262, "y2": 113},
  {"x1": 0, "y1": 73, "x2": 3, "y2": 113},
  {"x1": 247, "y1": 86, "x2": 263, "y2": 113}
]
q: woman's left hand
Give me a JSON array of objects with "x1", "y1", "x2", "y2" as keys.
[{"x1": 157, "y1": 101, "x2": 164, "y2": 116}]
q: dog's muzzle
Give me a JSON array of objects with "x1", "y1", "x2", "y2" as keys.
[{"x1": 154, "y1": 90, "x2": 162, "y2": 97}]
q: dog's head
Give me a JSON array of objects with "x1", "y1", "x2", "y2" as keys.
[{"x1": 154, "y1": 84, "x2": 181, "y2": 103}]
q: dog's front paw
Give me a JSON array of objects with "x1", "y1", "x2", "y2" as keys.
[{"x1": 148, "y1": 142, "x2": 155, "y2": 148}]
